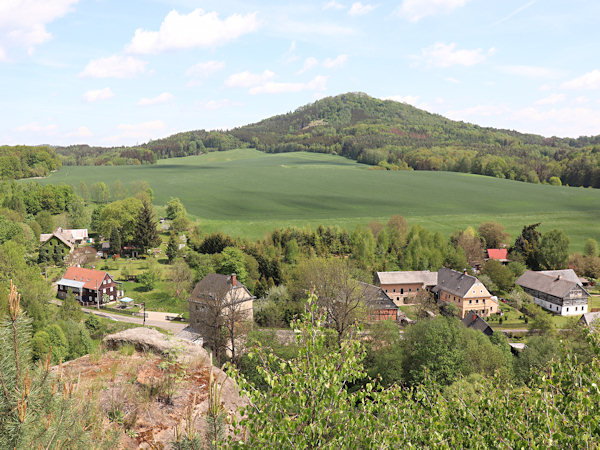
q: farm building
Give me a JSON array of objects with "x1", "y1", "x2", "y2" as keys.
[
  {"x1": 359, "y1": 282, "x2": 398, "y2": 321},
  {"x1": 432, "y1": 268, "x2": 497, "y2": 318},
  {"x1": 516, "y1": 270, "x2": 589, "y2": 316},
  {"x1": 580, "y1": 312, "x2": 600, "y2": 330},
  {"x1": 57, "y1": 266, "x2": 120, "y2": 305},
  {"x1": 376, "y1": 270, "x2": 438, "y2": 305}
]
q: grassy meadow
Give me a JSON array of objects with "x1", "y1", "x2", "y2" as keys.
[{"x1": 38, "y1": 149, "x2": 600, "y2": 251}]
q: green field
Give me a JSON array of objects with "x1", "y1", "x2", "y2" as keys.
[{"x1": 38, "y1": 149, "x2": 600, "y2": 251}]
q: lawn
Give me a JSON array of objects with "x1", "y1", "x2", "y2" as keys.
[{"x1": 36, "y1": 149, "x2": 600, "y2": 251}]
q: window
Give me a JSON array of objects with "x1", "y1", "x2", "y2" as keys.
[
  {"x1": 393, "y1": 289, "x2": 396, "y2": 292},
  {"x1": 401, "y1": 288, "x2": 404, "y2": 294},
  {"x1": 409, "y1": 288, "x2": 412, "y2": 292},
  {"x1": 566, "y1": 307, "x2": 569, "y2": 312},
  {"x1": 483, "y1": 299, "x2": 486, "y2": 303},
  {"x1": 469, "y1": 300, "x2": 472, "y2": 304},
  {"x1": 476, "y1": 299, "x2": 479, "y2": 303}
]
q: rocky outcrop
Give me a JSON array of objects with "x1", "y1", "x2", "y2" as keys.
[{"x1": 103, "y1": 327, "x2": 209, "y2": 363}]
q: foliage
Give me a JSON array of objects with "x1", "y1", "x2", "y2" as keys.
[
  {"x1": 232, "y1": 290, "x2": 600, "y2": 448},
  {"x1": 133, "y1": 199, "x2": 160, "y2": 253},
  {"x1": 58, "y1": 292, "x2": 84, "y2": 322},
  {"x1": 166, "y1": 232, "x2": 179, "y2": 263},
  {"x1": 538, "y1": 229, "x2": 570, "y2": 270},
  {"x1": 231, "y1": 296, "x2": 368, "y2": 447},
  {"x1": 481, "y1": 259, "x2": 514, "y2": 293},
  {"x1": 166, "y1": 197, "x2": 186, "y2": 220},
  {"x1": 217, "y1": 247, "x2": 249, "y2": 285},
  {"x1": 0, "y1": 281, "x2": 91, "y2": 448},
  {"x1": 0, "y1": 145, "x2": 61, "y2": 179},
  {"x1": 477, "y1": 221, "x2": 510, "y2": 249}
]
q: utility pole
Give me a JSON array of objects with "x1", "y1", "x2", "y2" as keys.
[
  {"x1": 96, "y1": 280, "x2": 99, "y2": 310},
  {"x1": 142, "y1": 302, "x2": 146, "y2": 326}
]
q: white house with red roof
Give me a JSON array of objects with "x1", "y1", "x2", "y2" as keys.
[{"x1": 57, "y1": 266, "x2": 119, "y2": 305}]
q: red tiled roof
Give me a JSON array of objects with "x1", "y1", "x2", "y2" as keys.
[
  {"x1": 63, "y1": 266, "x2": 110, "y2": 290},
  {"x1": 487, "y1": 249, "x2": 508, "y2": 260}
]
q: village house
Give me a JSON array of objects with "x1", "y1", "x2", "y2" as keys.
[
  {"x1": 359, "y1": 282, "x2": 398, "y2": 321},
  {"x1": 486, "y1": 248, "x2": 510, "y2": 265},
  {"x1": 376, "y1": 270, "x2": 438, "y2": 305},
  {"x1": 39, "y1": 227, "x2": 76, "y2": 263},
  {"x1": 461, "y1": 311, "x2": 494, "y2": 336},
  {"x1": 57, "y1": 266, "x2": 120, "y2": 305},
  {"x1": 432, "y1": 267, "x2": 497, "y2": 318},
  {"x1": 188, "y1": 273, "x2": 254, "y2": 337},
  {"x1": 516, "y1": 269, "x2": 590, "y2": 316}
]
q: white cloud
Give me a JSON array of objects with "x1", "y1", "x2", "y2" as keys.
[
  {"x1": 283, "y1": 40, "x2": 298, "y2": 63},
  {"x1": 499, "y1": 65, "x2": 561, "y2": 79},
  {"x1": 83, "y1": 87, "x2": 114, "y2": 102},
  {"x1": 445, "y1": 77, "x2": 459, "y2": 83},
  {"x1": 126, "y1": 9, "x2": 259, "y2": 54},
  {"x1": 65, "y1": 126, "x2": 92, "y2": 138},
  {"x1": 348, "y1": 2, "x2": 375, "y2": 16},
  {"x1": 322, "y1": 54, "x2": 348, "y2": 69},
  {"x1": 534, "y1": 93, "x2": 565, "y2": 105},
  {"x1": 16, "y1": 122, "x2": 57, "y2": 133},
  {"x1": 225, "y1": 70, "x2": 275, "y2": 88},
  {"x1": 511, "y1": 106, "x2": 600, "y2": 137},
  {"x1": 415, "y1": 42, "x2": 492, "y2": 68},
  {"x1": 113, "y1": 120, "x2": 167, "y2": 141},
  {"x1": 80, "y1": 55, "x2": 147, "y2": 78},
  {"x1": 396, "y1": 0, "x2": 469, "y2": 22},
  {"x1": 202, "y1": 99, "x2": 243, "y2": 110},
  {"x1": 0, "y1": 0, "x2": 78, "y2": 59},
  {"x1": 385, "y1": 95, "x2": 420, "y2": 105},
  {"x1": 323, "y1": 0, "x2": 345, "y2": 10},
  {"x1": 562, "y1": 70, "x2": 600, "y2": 90},
  {"x1": 298, "y1": 57, "x2": 319, "y2": 74},
  {"x1": 249, "y1": 75, "x2": 327, "y2": 95},
  {"x1": 137, "y1": 92, "x2": 174, "y2": 106},
  {"x1": 575, "y1": 96, "x2": 589, "y2": 104},
  {"x1": 185, "y1": 60, "x2": 226, "y2": 78}
]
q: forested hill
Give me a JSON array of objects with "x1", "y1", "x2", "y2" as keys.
[
  {"x1": 229, "y1": 92, "x2": 600, "y2": 187},
  {"x1": 12, "y1": 92, "x2": 600, "y2": 187}
]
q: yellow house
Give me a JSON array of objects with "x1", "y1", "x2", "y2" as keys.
[{"x1": 433, "y1": 268, "x2": 498, "y2": 318}]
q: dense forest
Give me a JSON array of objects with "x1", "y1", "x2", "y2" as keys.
[
  {"x1": 4, "y1": 93, "x2": 600, "y2": 187},
  {"x1": 0, "y1": 145, "x2": 61, "y2": 179}
]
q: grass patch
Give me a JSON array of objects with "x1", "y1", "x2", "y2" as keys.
[
  {"x1": 35, "y1": 149, "x2": 600, "y2": 252},
  {"x1": 397, "y1": 305, "x2": 418, "y2": 320}
]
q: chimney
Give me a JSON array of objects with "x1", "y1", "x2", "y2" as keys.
[
  {"x1": 556, "y1": 275, "x2": 561, "y2": 281},
  {"x1": 231, "y1": 273, "x2": 237, "y2": 287}
]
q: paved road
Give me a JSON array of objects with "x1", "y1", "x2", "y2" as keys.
[
  {"x1": 81, "y1": 307, "x2": 187, "y2": 333},
  {"x1": 51, "y1": 299, "x2": 187, "y2": 333}
]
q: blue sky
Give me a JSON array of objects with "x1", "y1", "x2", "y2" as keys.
[{"x1": 1, "y1": 0, "x2": 600, "y2": 146}]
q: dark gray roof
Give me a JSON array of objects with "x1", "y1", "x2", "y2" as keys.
[
  {"x1": 436, "y1": 268, "x2": 480, "y2": 298},
  {"x1": 359, "y1": 282, "x2": 398, "y2": 310},
  {"x1": 539, "y1": 269, "x2": 580, "y2": 285},
  {"x1": 516, "y1": 271, "x2": 589, "y2": 298},
  {"x1": 580, "y1": 312, "x2": 600, "y2": 329},
  {"x1": 189, "y1": 273, "x2": 253, "y2": 303},
  {"x1": 461, "y1": 311, "x2": 494, "y2": 336}
]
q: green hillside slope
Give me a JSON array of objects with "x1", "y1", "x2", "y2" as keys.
[{"x1": 37, "y1": 149, "x2": 600, "y2": 251}]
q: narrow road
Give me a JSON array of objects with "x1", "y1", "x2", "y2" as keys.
[
  {"x1": 81, "y1": 307, "x2": 187, "y2": 333},
  {"x1": 51, "y1": 299, "x2": 187, "y2": 333}
]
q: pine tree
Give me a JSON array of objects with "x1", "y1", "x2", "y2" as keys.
[
  {"x1": 133, "y1": 199, "x2": 160, "y2": 254},
  {"x1": 0, "y1": 281, "x2": 90, "y2": 448},
  {"x1": 166, "y1": 232, "x2": 179, "y2": 264},
  {"x1": 109, "y1": 226, "x2": 122, "y2": 255}
]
